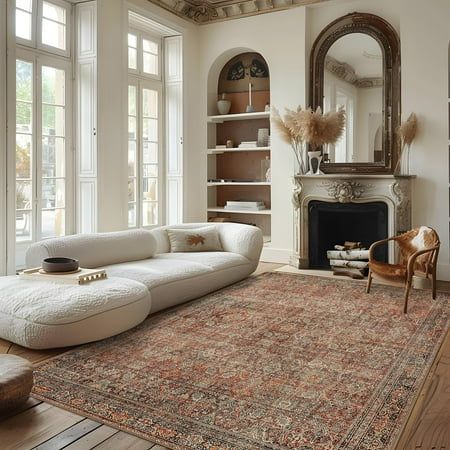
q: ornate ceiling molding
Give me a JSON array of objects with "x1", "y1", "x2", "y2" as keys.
[
  {"x1": 147, "y1": 0, "x2": 332, "y2": 24},
  {"x1": 325, "y1": 55, "x2": 382, "y2": 88}
]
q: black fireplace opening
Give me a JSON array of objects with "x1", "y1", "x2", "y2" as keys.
[{"x1": 308, "y1": 201, "x2": 388, "y2": 269}]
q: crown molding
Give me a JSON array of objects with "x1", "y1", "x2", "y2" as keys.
[{"x1": 147, "y1": 0, "x2": 331, "y2": 24}]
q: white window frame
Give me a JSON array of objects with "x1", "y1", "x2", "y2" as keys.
[
  {"x1": 128, "y1": 27, "x2": 161, "y2": 81},
  {"x1": 15, "y1": 0, "x2": 71, "y2": 58},
  {"x1": 14, "y1": 47, "x2": 74, "y2": 265},
  {"x1": 128, "y1": 76, "x2": 164, "y2": 228}
]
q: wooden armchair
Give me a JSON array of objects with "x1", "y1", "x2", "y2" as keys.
[{"x1": 366, "y1": 227, "x2": 440, "y2": 313}]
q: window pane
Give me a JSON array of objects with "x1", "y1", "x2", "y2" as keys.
[
  {"x1": 17, "y1": 0, "x2": 32, "y2": 12},
  {"x1": 143, "y1": 89, "x2": 157, "y2": 118},
  {"x1": 42, "y1": 178, "x2": 65, "y2": 208},
  {"x1": 143, "y1": 142, "x2": 158, "y2": 164},
  {"x1": 42, "y1": 18, "x2": 66, "y2": 50},
  {"x1": 43, "y1": 1, "x2": 66, "y2": 23},
  {"x1": 143, "y1": 178, "x2": 157, "y2": 201},
  {"x1": 16, "y1": 102, "x2": 32, "y2": 133},
  {"x1": 16, "y1": 60, "x2": 33, "y2": 102},
  {"x1": 16, "y1": 9, "x2": 32, "y2": 40},
  {"x1": 42, "y1": 66, "x2": 65, "y2": 105},
  {"x1": 143, "y1": 164, "x2": 157, "y2": 177},
  {"x1": 143, "y1": 53, "x2": 158, "y2": 75},
  {"x1": 142, "y1": 202, "x2": 157, "y2": 226},
  {"x1": 128, "y1": 33, "x2": 137, "y2": 48},
  {"x1": 16, "y1": 135, "x2": 32, "y2": 179},
  {"x1": 128, "y1": 179, "x2": 136, "y2": 202},
  {"x1": 16, "y1": 211, "x2": 32, "y2": 241},
  {"x1": 128, "y1": 141, "x2": 136, "y2": 176},
  {"x1": 128, "y1": 117, "x2": 136, "y2": 140},
  {"x1": 143, "y1": 118, "x2": 157, "y2": 141},
  {"x1": 42, "y1": 105, "x2": 65, "y2": 136},
  {"x1": 16, "y1": 180, "x2": 32, "y2": 209},
  {"x1": 42, "y1": 137, "x2": 65, "y2": 177},
  {"x1": 42, "y1": 209, "x2": 65, "y2": 238},
  {"x1": 143, "y1": 39, "x2": 158, "y2": 54},
  {"x1": 128, "y1": 85, "x2": 136, "y2": 116},
  {"x1": 128, "y1": 203, "x2": 136, "y2": 228},
  {"x1": 128, "y1": 48, "x2": 137, "y2": 70}
]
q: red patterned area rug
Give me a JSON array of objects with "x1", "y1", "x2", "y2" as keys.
[{"x1": 32, "y1": 273, "x2": 450, "y2": 450}]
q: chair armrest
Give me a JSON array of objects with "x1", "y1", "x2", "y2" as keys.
[
  {"x1": 368, "y1": 236, "x2": 400, "y2": 261},
  {"x1": 406, "y1": 245, "x2": 440, "y2": 275}
]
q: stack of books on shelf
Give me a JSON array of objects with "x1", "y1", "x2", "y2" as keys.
[
  {"x1": 224, "y1": 200, "x2": 266, "y2": 211},
  {"x1": 326, "y1": 241, "x2": 369, "y2": 279},
  {"x1": 238, "y1": 141, "x2": 257, "y2": 148}
]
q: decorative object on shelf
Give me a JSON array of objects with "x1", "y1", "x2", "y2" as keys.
[
  {"x1": 257, "y1": 128, "x2": 269, "y2": 146},
  {"x1": 217, "y1": 93, "x2": 231, "y2": 115},
  {"x1": 238, "y1": 141, "x2": 257, "y2": 148},
  {"x1": 394, "y1": 113, "x2": 418, "y2": 175},
  {"x1": 225, "y1": 200, "x2": 266, "y2": 211},
  {"x1": 307, "y1": 151, "x2": 323, "y2": 175},
  {"x1": 226, "y1": 140, "x2": 234, "y2": 148},
  {"x1": 260, "y1": 156, "x2": 271, "y2": 182},
  {"x1": 264, "y1": 102, "x2": 270, "y2": 112},
  {"x1": 245, "y1": 82, "x2": 254, "y2": 113},
  {"x1": 272, "y1": 105, "x2": 345, "y2": 175}
]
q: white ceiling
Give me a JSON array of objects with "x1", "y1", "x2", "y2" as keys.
[{"x1": 327, "y1": 33, "x2": 382, "y2": 78}]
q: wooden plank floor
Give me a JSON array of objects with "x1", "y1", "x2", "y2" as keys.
[{"x1": 0, "y1": 262, "x2": 449, "y2": 449}]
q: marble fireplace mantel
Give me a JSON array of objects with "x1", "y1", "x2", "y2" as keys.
[{"x1": 291, "y1": 174, "x2": 416, "y2": 269}]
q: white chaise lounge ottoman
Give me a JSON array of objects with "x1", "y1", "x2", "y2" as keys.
[{"x1": 0, "y1": 276, "x2": 151, "y2": 349}]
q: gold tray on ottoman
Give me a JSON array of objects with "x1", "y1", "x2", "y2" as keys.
[{"x1": 20, "y1": 267, "x2": 107, "y2": 284}]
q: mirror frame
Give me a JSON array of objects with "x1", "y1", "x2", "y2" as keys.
[{"x1": 310, "y1": 12, "x2": 401, "y2": 173}]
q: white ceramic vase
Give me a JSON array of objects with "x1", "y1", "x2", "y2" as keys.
[
  {"x1": 306, "y1": 151, "x2": 324, "y2": 175},
  {"x1": 217, "y1": 99, "x2": 231, "y2": 115}
]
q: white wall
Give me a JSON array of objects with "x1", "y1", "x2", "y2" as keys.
[
  {"x1": 94, "y1": 0, "x2": 201, "y2": 231},
  {"x1": 0, "y1": 1, "x2": 7, "y2": 275},
  {"x1": 400, "y1": 0, "x2": 450, "y2": 279},
  {"x1": 196, "y1": 0, "x2": 450, "y2": 278},
  {"x1": 199, "y1": 8, "x2": 309, "y2": 262}
]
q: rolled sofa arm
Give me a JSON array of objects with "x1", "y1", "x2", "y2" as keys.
[{"x1": 215, "y1": 223, "x2": 264, "y2": 263}]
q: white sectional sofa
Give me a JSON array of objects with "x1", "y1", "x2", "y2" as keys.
[{"x1": 0, "y1": 223, "x2": 263, "y2": 349}]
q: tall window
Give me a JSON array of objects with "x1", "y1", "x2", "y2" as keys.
[
  {"x1": 127, "y1": 30, "x2": 162, "y2": 228},
  {"x1": 12, "y1": 0, "x2": 72, "y2": 267}
]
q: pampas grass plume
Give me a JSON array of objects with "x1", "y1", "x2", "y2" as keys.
[{"x1": 399, "y1": 113, "x2": 418, "y2": 146}]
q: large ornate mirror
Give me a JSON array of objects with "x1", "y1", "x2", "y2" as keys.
[{"x1": 310, "y1": 12, "x2": 401, "y2": 173}]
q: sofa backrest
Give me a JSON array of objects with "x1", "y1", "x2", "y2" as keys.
[
  {"x1": 26, "y1": 229, "x2": 157, "y2": 269},
  {"x1": 150, "y1": 222, "x2": 263, "y2": 263}
]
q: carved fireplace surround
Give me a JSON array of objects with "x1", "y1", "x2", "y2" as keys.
[{"x1": 291, "y1": 174, "x2": 415, "y2": 268}]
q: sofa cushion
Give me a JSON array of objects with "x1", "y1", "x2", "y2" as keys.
[
  {"x1": 0, "y1": 276, "x2": 151, "y2": 349},
  {"x1": 101, "y1": 252, "x2": 250, "y2": 289},
  {"x1": 166, "y1": 226, "x2": 223, "y2": 252},
  {"x1": 26, "y1": 229, "x2": 157, "y2": 269}
]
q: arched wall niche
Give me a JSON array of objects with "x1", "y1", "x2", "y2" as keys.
[{"x1": 206, "y1": 48, "x2": 271, "y2": 116}]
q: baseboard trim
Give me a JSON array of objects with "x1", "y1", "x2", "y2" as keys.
[
  {"x1": 261, "y1": 246, "x2": 291, "y2": 264},
  {"x1": 437, "y1": 263, "x2": 450, "y2": 282}
]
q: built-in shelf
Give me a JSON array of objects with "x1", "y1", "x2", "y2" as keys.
[
  {"x1": 207, "y1": 146, "x2": 270, "y2": 154},
  {"x1": 207, "y1": 207, "x2": 271, "y2": 215},
  {"x1": 207, "y1": 181, "x2": 271, "y2": 186},
  {"x1": 207, "y1": 111, "x2": 270, "y2": 123}
]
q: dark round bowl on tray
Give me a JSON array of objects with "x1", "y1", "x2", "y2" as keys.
[{"x1": 41, "y1": 257, "x2": 79, "y2": 273}]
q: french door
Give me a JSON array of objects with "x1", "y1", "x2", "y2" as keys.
[
  {"x1": 13, "y1": 49, "x2": 73, "y2": 267},
  {"x1": 128, "y1": 78, "x2": 163, "y2": 228}
]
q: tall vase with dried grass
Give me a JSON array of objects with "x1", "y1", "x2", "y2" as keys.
[
  {"x1": 272, "y1": 105, "x2": 346, "y2": 175},
  {"x1": 272, "y1": 106, "x2": 308, "y2": 174},
  {"x1": 395, "y1": 113, "x2": 417, "y2": 175}
]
